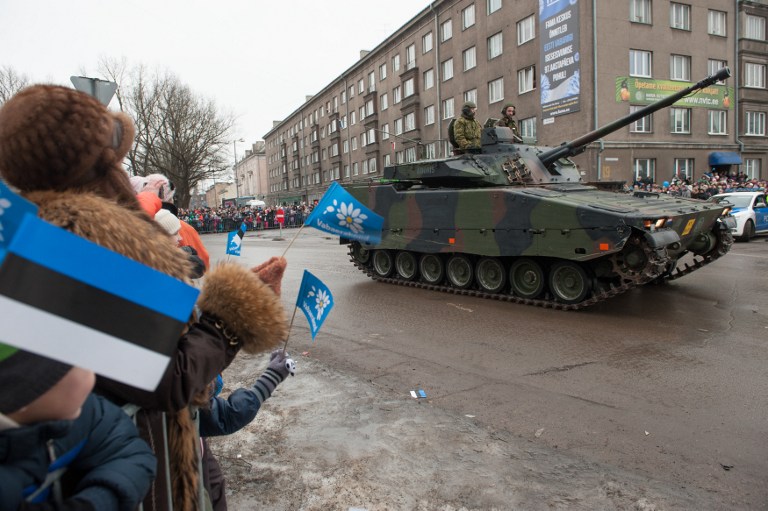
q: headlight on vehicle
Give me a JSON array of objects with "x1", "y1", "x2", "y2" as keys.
[{"x1": 643, "y1": 218, "x2": 667, "y2": 230}]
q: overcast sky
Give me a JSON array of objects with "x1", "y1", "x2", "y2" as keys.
[{"x1": 2, "y1": 0, "x2": 427, "y2": 154}]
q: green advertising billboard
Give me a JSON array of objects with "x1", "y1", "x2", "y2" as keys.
[{"x1": 615, "y1": 76, "x2": 733, "y2": 109}]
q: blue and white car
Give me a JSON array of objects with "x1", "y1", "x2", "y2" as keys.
[{"x1": 709, "y1": 191, "x2": 768, "y2": 241}]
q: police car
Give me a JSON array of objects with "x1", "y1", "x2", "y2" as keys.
[{"x1": 709, "y1": 191, "x2": 768, "y2": 241}]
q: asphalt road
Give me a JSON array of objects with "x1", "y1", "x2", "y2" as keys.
[{"x1": 206, "y1": 227, "x2": 768, "y2": 509}]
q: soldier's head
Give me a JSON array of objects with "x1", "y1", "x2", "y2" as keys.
[
  {"x1": 462, "y1": 101, "x2": 477, "y2": 118},
  {"x1": 501, "y1": 103, "x2": 516, "y2": 118}
]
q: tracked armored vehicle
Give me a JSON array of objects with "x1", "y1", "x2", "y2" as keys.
[{"x1": 343, "y1": 68, "x2": 736, "y2": 310}]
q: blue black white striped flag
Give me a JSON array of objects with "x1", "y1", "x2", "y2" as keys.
[
  {"x1": 226, "y1": 222, "x2": 248, "y2": 256},
  {"x1": 0, "y1": 215, "x2": 199, "y2": 391}
]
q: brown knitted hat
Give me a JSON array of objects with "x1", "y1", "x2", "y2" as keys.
[{"x1": 0, "y1": 84, "x2": 139, "y2": 208}]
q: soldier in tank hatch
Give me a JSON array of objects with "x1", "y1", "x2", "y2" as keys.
[
  {"x1": 452, "y1": 101, "x2": 482, "y2": 154},
  {"x1": 496, "y1": 103, "x2": 522, "y2": 142}
]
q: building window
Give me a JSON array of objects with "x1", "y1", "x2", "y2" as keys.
[
  {"x1": 744, "y1": 159, "x2": 761, "y2": 179},
  {"x1": 441, "y1": 19, "x2": 453, "y2": 42},
  {"x1": 344, "y1": 165, "x2": 350, "y2": 178},
  {"x1": 518, "y1": 65, "x2": 536, "y2": 94},
  {"x1": 365, "y1": 99, "x2": 375, "y2": 117},
  {"x1": 488, "y1": 32, "x2": 503, "y2": 60},
  {"x1": 405, "y1": 44, "x2": 416, "y2": 70},
  {"x1": 405, "y1": 147, "x2": 417, "y2": 163},
  {"x1": 381, "y1": 124, "x2": 389, "y2": 140},
  {"x1": 745, "y1": 63, "x2": 766, "y2": 89},
  {"x1": 393, "y1": 86, "x2": 402, "y2": 104},
  {"x1": 368, "y1": 71, "x2": 375, "y2": 92},
  {"x1": 423, "y1": 68, "x2": 434, "y2": 90},
  {"x1": 487, "y1": 0, "x2": 501, "y2": 15},
  {"x1": 520, "y1": 117, "x2": 536, "y2": 140},
  {"x1": 630, "y1": 105, "x2": 652, "y2": 133},
  {"x1": 353, "y1": 162, "x2": 359, "y2": 176},
  {"x1": 394, "y1": 118, "x2": 403, "y2": 135},
  {"x1": 368, "y1": 157, "x2": 377, "y2": 174},
  {"x1": 341, "y1": 90, "x2": 347, "y2": 103},
  {"x1": 392, "y1": 54, "x2": 401, "y2": 73},
  {"x1": 517, "y1": 14, "x2": 535, "y2": 45},
  {"x1": 670, "y1": 54, "x2": 691, "y2": 81},
  {"x1": 670, "y1": 3, "x2": 691, "y2": 30},
  {"x1": 630, "y1": 0, "x2": 651, "y2": 24},
  {"x1": 350, "y1": 111, "x2": 356, "y2": 126},
  {"x1": 351, "y1": 136, "x2": 358, "y2": 150},
  {"x1": 403, "y1": 77, "x2": 415, "y2": 98},
  {"x1": 746, "y1": 15, "x2": 766, "y2": 40},
  {"x1": 634, "y1": 158, "x2": 656, "y2": 182},
  {"x1": 671, "y1": 108, "x2": 691, "y2": 133},
  {"x1": 424, "y1": 105, "x2": 435, "y2": 125},
  {"x1": 404, "y1": 112, "x2": 416, "y2": 131},
  {"x1": 464, "y1": 88, "x2": 477, "y2": 105},
  {"x1": 488, "y1": 77, "x2": 504, "y2": 103},
  {"x1": 358, "y1": 79, "x2": 365, "y2": 94},
  {"x1": 708, "y1": 10, "x2": 726, "y2": 36},
  {"x1": 630, "y1": 49, "x2": 652, "y2": 77},
  {"x1": 442, "y1": 58, "x2": 454, "y2": 81},
  {"x1": 462, "y1": 4, "x2": 475, "y2": 30},
  {"x1": 343, "y1": 140, "x2": 349, "y2": 153},
  {"x1": 424, "y1": 142, "x2": 437, "y2": 159},
  {"x1": 442, "y1": 97, "x2": 455, "y2": 119},
  {"x1": 422, "y1": 31, "x2": 433, "y2": 53},
  {"x1": 673, "y1": 159, "x2": 694, "y2": 180},
  {"x1": 708, "y1": 110, "x2": 726, "y2": 135},
  {"x1": 380, "y1": 92, "x2": 388, "y2": 111},
  {"x1": 349, "y1": 85, "x2": 354, "y2": 99},
  {"x1": 708, "y1": 59, "x2": 728, "y2": 82},
  {"x1": 384, "y1": 154, "x2": 391, "y2": 167},
  {"x1": 746, "y1": 111, "x2": 766, "y2": 136},
  {"x1": 366, "y1": 128, "x2": 376, "y2": 146},
  {"x1": 359, "y1": 106, "x2": 365, "y2": 121},
  {"x1": 379, "y1": 63, "x2": 387, "y2": 81},
  {"x1": 463, "y1": 46, "x2": 477, "y2": 71}
]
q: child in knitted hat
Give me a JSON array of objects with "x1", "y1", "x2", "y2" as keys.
[{"x1": 0, "y1": 344, "x2": 156, "y2": 509}]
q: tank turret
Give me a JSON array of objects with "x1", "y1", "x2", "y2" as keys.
[{"x1": 341, "y1": 69, "x2": 737, "y2": 310}]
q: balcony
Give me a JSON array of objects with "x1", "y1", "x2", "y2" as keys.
[{"x1": 400, "y1": 93, "x2": 420, "y2": 111}]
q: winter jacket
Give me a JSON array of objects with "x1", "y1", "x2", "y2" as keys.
[
  {"x1": 26, "y1": 190, "x2": 288, "y2": 511},
  {"x1": 0, "y1": 394, "x2": 156, "y2": 511}
]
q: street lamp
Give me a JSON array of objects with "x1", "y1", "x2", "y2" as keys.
[{"x1": 233, "y1": 138, "x2": 245, "y2": 202}]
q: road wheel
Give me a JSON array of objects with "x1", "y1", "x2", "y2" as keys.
[
  {"x1": 509, "y1": 258, "x2": 545, "y2": 299},
  {"x1": 446, "y1": 254, "x2": 474, "y2": 289},
  {"x1": 351, "y1": 243, "x2": 371, "y2": 264},
  {"x1": 739, "y1": 220, "x2": 755, "y2": 242},
  {"x1": 372, "y1": 250, "x2": 394, "y2": 277},
  {"x1": 475, "y1": 257, "x2": 507, "y2": 293},
  {"x1": 395, "y1": 251, "x2": 418, "y2": 280},
  {"x1": 548, "y1": 261, "x2": 591, "y2": 304},
  {"x1": 419, "y1": 254, "x2": 445, "y2": 284}
]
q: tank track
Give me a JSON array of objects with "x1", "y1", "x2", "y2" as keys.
[{"x1": 347, "y1": 226, "x2": 733, "y2": 311}]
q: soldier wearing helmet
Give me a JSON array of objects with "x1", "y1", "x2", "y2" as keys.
[
  {"x1": 496, "y1": 103, "x2": 521, "y2": 142},
  {"x1": 452, "y1": 101, "x2": 482, "y2": 154}
]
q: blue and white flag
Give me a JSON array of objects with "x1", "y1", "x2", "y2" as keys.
[
  {"x1": 0, "y1": 215, "x2": 199, "y2": 391},
  {"x1": 295, "y1": 270, "x2": 334, "y2": 341},
  {"x1": 0, "y1": 180, "x2": 38, "y2": 257},
  {"x1": 226, "y1": 223, "x2": 248, "y2": 256},
  {"x1": 304, "y1": 182, "x2": 384, "y2": 244}
]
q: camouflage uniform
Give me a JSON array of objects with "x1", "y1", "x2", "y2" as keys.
[
  {"x1": 496, "y1": 115, "x2": 519, "y2": 139},
  {"x1": 454, "y1": 115, "x2": 482, "y2": 152}
]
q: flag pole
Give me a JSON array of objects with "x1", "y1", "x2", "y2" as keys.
[
  {"x1": 280, "y1": 223, "x2": 306, "y2": 258},
  {"x1": 282, "y1": 306, "x2": 299, "y2": 353}
]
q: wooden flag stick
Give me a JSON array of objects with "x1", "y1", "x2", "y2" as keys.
[
  {"x1": 280, "y1": 223, "x2": 306, "y2": 258},
  {"x1": 282, "y1": 305, "x2": 300, "y2": 354}
]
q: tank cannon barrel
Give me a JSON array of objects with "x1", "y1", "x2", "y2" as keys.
[{"x1": 538, "y1": 67, "x2": 732, "y2": 168}]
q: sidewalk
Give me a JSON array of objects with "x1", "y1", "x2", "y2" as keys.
[{"x1": 208, "y1": 352, "x2": 703, "y2": 511}]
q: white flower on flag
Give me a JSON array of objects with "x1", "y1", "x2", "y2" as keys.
[
  {"x1": 306, "y1": 285, "x2": 331, "y2": 320},
  {"x1": 325, "y1": 198, "x2": 369, "y2": 235}
]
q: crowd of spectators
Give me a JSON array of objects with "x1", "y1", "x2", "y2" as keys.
[
  {"x1": 178, "y1": 203, "x2": 312, "y2": 234},
  {"x1": 632, "y1": 170, "x2": 766, "y2": 200}
]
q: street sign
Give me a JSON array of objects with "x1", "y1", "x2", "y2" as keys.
[
  {"x1": 70, "y1": 76, "x2": 118, "y2": 106},
  {"x1": 276, "y1": 208, "x2": 285, "y2": 225}
]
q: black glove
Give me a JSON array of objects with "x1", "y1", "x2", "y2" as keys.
[{"x1": 180, "y1": 245, "x2": 206, "y2": 278}]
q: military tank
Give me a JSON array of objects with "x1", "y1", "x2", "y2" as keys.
[{"x1": 342, "y1": 68, "x2": 736, "y2": 310}]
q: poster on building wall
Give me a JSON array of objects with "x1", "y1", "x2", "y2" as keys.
[
  {"x1": 615, "y1": 77, "x2": 734, "y2": 109},
  {"x1": 540, "y1": 0, "x2": 581, "y2": 124}
]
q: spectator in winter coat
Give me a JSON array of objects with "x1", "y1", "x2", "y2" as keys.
[
  {"x1": 0, "y1": 345, "x2": 156, "y2": 511},
  {"x1": 0, "y1": 84, "x2": 288, "y2": 511}
]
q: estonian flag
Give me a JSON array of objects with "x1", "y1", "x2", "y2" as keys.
[
  {"x1": 304, "y1": 182, "x2": 384, "y2": 244},
  {"x1": 0, "y1": 215, "x2": 199, "y2": 391},
  {"x1": 226, "y1": 222, "x2": 247, "y2": 256},
  {"x1": 0, "y1": 180, "x2": 38, "y2": 255},
  {"x1": 295, "y1": 270, "x2": 334, "y2": 341}
]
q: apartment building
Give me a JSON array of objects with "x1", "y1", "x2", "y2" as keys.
[{"x1": 264, "y1": 0, "x2": 767, "y2": 205}]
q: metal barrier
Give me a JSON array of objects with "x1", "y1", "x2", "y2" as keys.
[{"x1": 183, "y1": 212, "x2": 307, "y2": 234}]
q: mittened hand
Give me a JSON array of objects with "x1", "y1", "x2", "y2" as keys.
[
  {"x1": 268, "y1": 348, "x2": 295, "y2": 379},
  {"x1": 251, "y1": 256, "x2": 287, "y2": 296}
]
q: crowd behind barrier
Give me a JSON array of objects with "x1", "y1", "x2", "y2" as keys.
[
  {"x1": 178, "y1": 204, "x2": 311, "y2": 234},
  {"x1": 631, "y1": 171, "x2": 767, "y2": 199}
]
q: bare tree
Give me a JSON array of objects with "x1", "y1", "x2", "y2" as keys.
[
  {"x1": 96, "y1": 58, "x2": 235, "y2": 208},
  {"x1": 0, "y1": 66, "x2": 30, "y2": 105}
]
